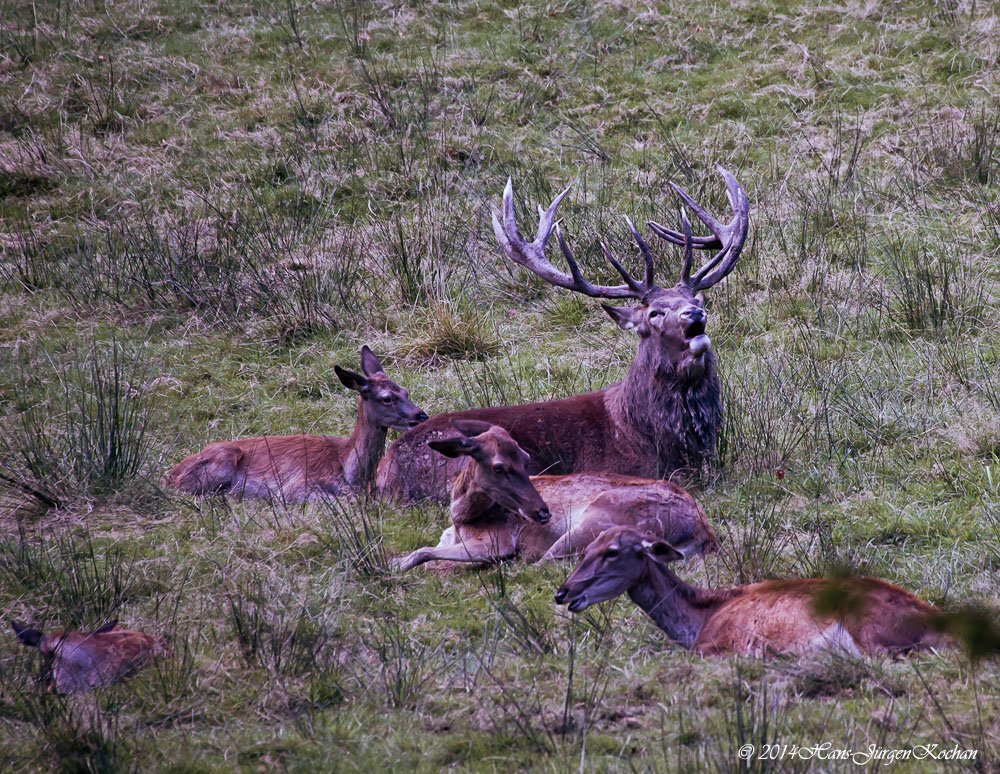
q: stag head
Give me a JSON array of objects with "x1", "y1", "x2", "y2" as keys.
[{"x1": 492, "y1": 167, "x2": 748, "y2": 378}]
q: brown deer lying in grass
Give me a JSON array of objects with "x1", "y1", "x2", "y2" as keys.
[
  {"x1": 555, "y1": 527, "x2": 951, "y2": 658},
  {"x1": 165, "y1": 346, "x2": 427, "y2": 501},
  {"x1": 11, "y1": 620, "x2": 169, "y2": 693},
  {"x1": 393, "y1": 421, "x2": 718, "y2": 571},
  {"x1": 378, "y1": 168, "x2": 749, "y2": 503}
]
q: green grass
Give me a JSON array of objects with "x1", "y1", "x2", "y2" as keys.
[{"x1": 2, "y1": 0, "x2": 1000, "y2": 770}]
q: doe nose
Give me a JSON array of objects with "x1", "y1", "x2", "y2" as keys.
[
  {"x1": 415, "y1": 412, "x2": 429, "y2": 423},
  {"x1": 554, "y1": 588, "x2": 569, "y2": 604},
  {"x1": 535, "y1": 507, "x2": 551, "y2": 524}
]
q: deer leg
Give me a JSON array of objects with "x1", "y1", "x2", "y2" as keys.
[
  {"x1": 539, "y1": 512, "x2": 609, "y2": 562},
  {"x1": 393, "y1": 528, "x2": 516, "y2": 571}
]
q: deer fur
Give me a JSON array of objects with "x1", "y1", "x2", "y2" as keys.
[
  {"x1": 556, "y1": 527, "x2": 951, "y2": 658},
  {"x1": 11, "y1": 620, "x2": 170, "y2": 693},
  {"x1": 394, "y1": 422, "x2": 719, "y2": 571},
  {"x1": 165, "y1": 346, "x2": 427, "y2": 501}
]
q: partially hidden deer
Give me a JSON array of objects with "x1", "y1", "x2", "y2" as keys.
[
  {"x1": 11, "y1": 620, "x2": 170, "y2": 693},
  {"x1": 165, "y1": 346, "x2": 427, "y2": 501},
  {"x1": 555, "y1": 527, "x2": 951, "y2": 658},
  {"x1": 378, "y1": 167, "x2": 749, "y2": 504},
  {"x1": 394, "y1": 421, "x2": 719, "y2": 571}
]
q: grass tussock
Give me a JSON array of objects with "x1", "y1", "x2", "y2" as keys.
[{"x1": 399, "y1": 303, "x2": 500, "y2": 366}]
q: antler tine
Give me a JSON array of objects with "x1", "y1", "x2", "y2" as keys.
[
  {"x1": 555, "y1": 223, "x2": 589, "y2": 288},
  {"x1": 492, "y1": 179, "x2": 650, "y2": 300},
  {"x1": 679, "y1": 208, "x2": 694, "y2": 285},
  {"x1": 689, "y1": 166, "x2": 749, "y2": 290},
  {"x1": 600, "y1": 243, "x2": 645, "y2": 295},
  {"x1": 646, "y1": 222, "x2": 720, "y2": 249},
  {"x1": 645, "y1": 167, "x2": 749, "y2": 292},
  {"x1": 625, "y1": 216, "x2": 656, "y2": 291}
]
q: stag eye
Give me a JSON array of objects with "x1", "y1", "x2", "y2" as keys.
[
  {"x1": 381, "y1": 396, "x2": 393, "y2": 404},
  {"x1": 605, "y1": 548, "x2": 619, "y2": 560},
  {"x1": 492, "y1": 464, "x2": 505, "y2": 474},
  {"x1": 648, "y1": 310, "x2": 662, "y2": 319}
]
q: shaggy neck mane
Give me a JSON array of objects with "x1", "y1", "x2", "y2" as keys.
[{"x1": 610, "y1": 342, "x2": 722, "y2": 471}]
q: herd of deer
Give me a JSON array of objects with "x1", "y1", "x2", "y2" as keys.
[{"x1": 12, "y1": 168, "x2": 951, "y2": 694}]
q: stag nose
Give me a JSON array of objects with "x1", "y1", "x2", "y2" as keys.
[
  {"x1": 554, "y1": 587, "x2": 569, "y2": 604},
  {"x1": 415, "y1": 411, "x2": 429, "y2": 423},
  {"x1": 680, "y1": 306, "x2": 705, "y2": 322},
  {"x1": 535, "y1": 506, "x2": 551, "y2": 524}
]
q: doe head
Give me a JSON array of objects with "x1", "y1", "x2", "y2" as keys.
[
  {"x1": 428, "y1": 420, "x2": 552, "y2": 524},
  {"x1": 335, "y1": 345, "x2": 429, "y2": 431},
  {"x1": 554, "y1": 526, "x2": 683, "y2": 612}
]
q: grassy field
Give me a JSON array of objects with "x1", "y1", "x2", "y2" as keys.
[{"x1": 2, "y1": 0, "x2": 1000, "y2": 770}]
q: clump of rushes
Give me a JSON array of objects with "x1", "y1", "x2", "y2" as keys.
[{"x1": 0, "y1": 339, "x2": 158, "y2": 515}]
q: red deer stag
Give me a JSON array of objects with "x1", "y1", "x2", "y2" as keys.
[
  {"x1": 378, "y1": 167, "x2": 749, "y2": 503},
  {"x1": 165, "y1": 346, "x2": 427, "y2": 501},
  {"x1": 394, "y1": 421, "x2": 719, "y2": 571},
  {"x1": 11, "y1": 620, "x2": 170, "y2": 693},
  {"x1": 555, "y1": 527, "x2": 951, "y2": 658}
]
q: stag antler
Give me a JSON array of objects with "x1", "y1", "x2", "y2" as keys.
[
  {"x1": 647, "y1": 165, "x2": 749, "y2": 293},
  {"x1": 492, "y1": 179, "x2": 658, "y2": 300}
]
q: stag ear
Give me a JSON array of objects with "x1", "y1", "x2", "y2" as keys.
[
  {"x1": 641, "y1": 538, "x2": 684, "y2": 564},
  {"x1": 11, "y1": 621, "x2": 43, "y2": 648},
  {"x1": 428, "y1": 438, "x2": 484, "y2": 460},
  {"x1": 601, "y1": 304, "x2": 647, "y2": 335},
  {"x1": 359, "y1": 346, "x2": 385, "y2": 377},
  {"x1": 450, "y1": 419, "x2": 494, "y2": 438},
  {"x1": 335, "y1": 365, "x2": 370, "y2": 394},
  {"x1": 695, "y1": 291, "x2": 705, "y2": 305}
]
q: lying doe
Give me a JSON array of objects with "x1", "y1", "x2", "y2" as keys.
[
  {"x1": 394, "y1": 421, "x2": 718, "y2": 571},
  {"x1": 165, "y1": 346, "x2": 427, "y2": 501},
  {"x1": 12, "y1": 620, "x2": 169, "y2": 693},
  {"x1": 555, "y1": 527, "x2": 950, "y2": 658}
]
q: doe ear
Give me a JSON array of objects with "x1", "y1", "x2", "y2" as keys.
[
  {"x1": 335, "y1": 365, "x2": 370, "y2": 393},
  {"x1": 641, "y1": 538, "x2": 684, "y2": 564},
  {"x1": 450, "y1": 419, "x2": 494, "y2": 438},
  {"x1": 92, "y1": 620, "x2": 118, "y2": 635},
  {"x1": 11, "y1": 621, "x2": 43, "y2": 649},
  {"x1": 359, "y1": 345, "x2": 386, "y2": 377},
  {"x1": 601, "y1": 304, "x2": 646, "y2": 334},
  {"x1": 428, "y1": 438, "x2": 481, "y2": 459}
]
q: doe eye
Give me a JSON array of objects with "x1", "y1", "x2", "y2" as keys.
[
  {"x1": 381, "y1": 396, "x2": 393, "y2": 404},
  {"x1": 492, "y1": 464, "x2": 504, "y2": 474},
  {"x1": 605, "y1": 549, "x2": 619, "y2": 559},
  {"x1": 648, "y1": 311, "x2": 662, "y2": 319}
]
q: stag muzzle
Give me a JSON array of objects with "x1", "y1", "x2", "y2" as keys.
[
  {"x1": 534, "y1": 506, "x2": 551, "y2": 524},
  {"x1": 680, "y1": 306, "x2": 710, "y2": 356}
]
